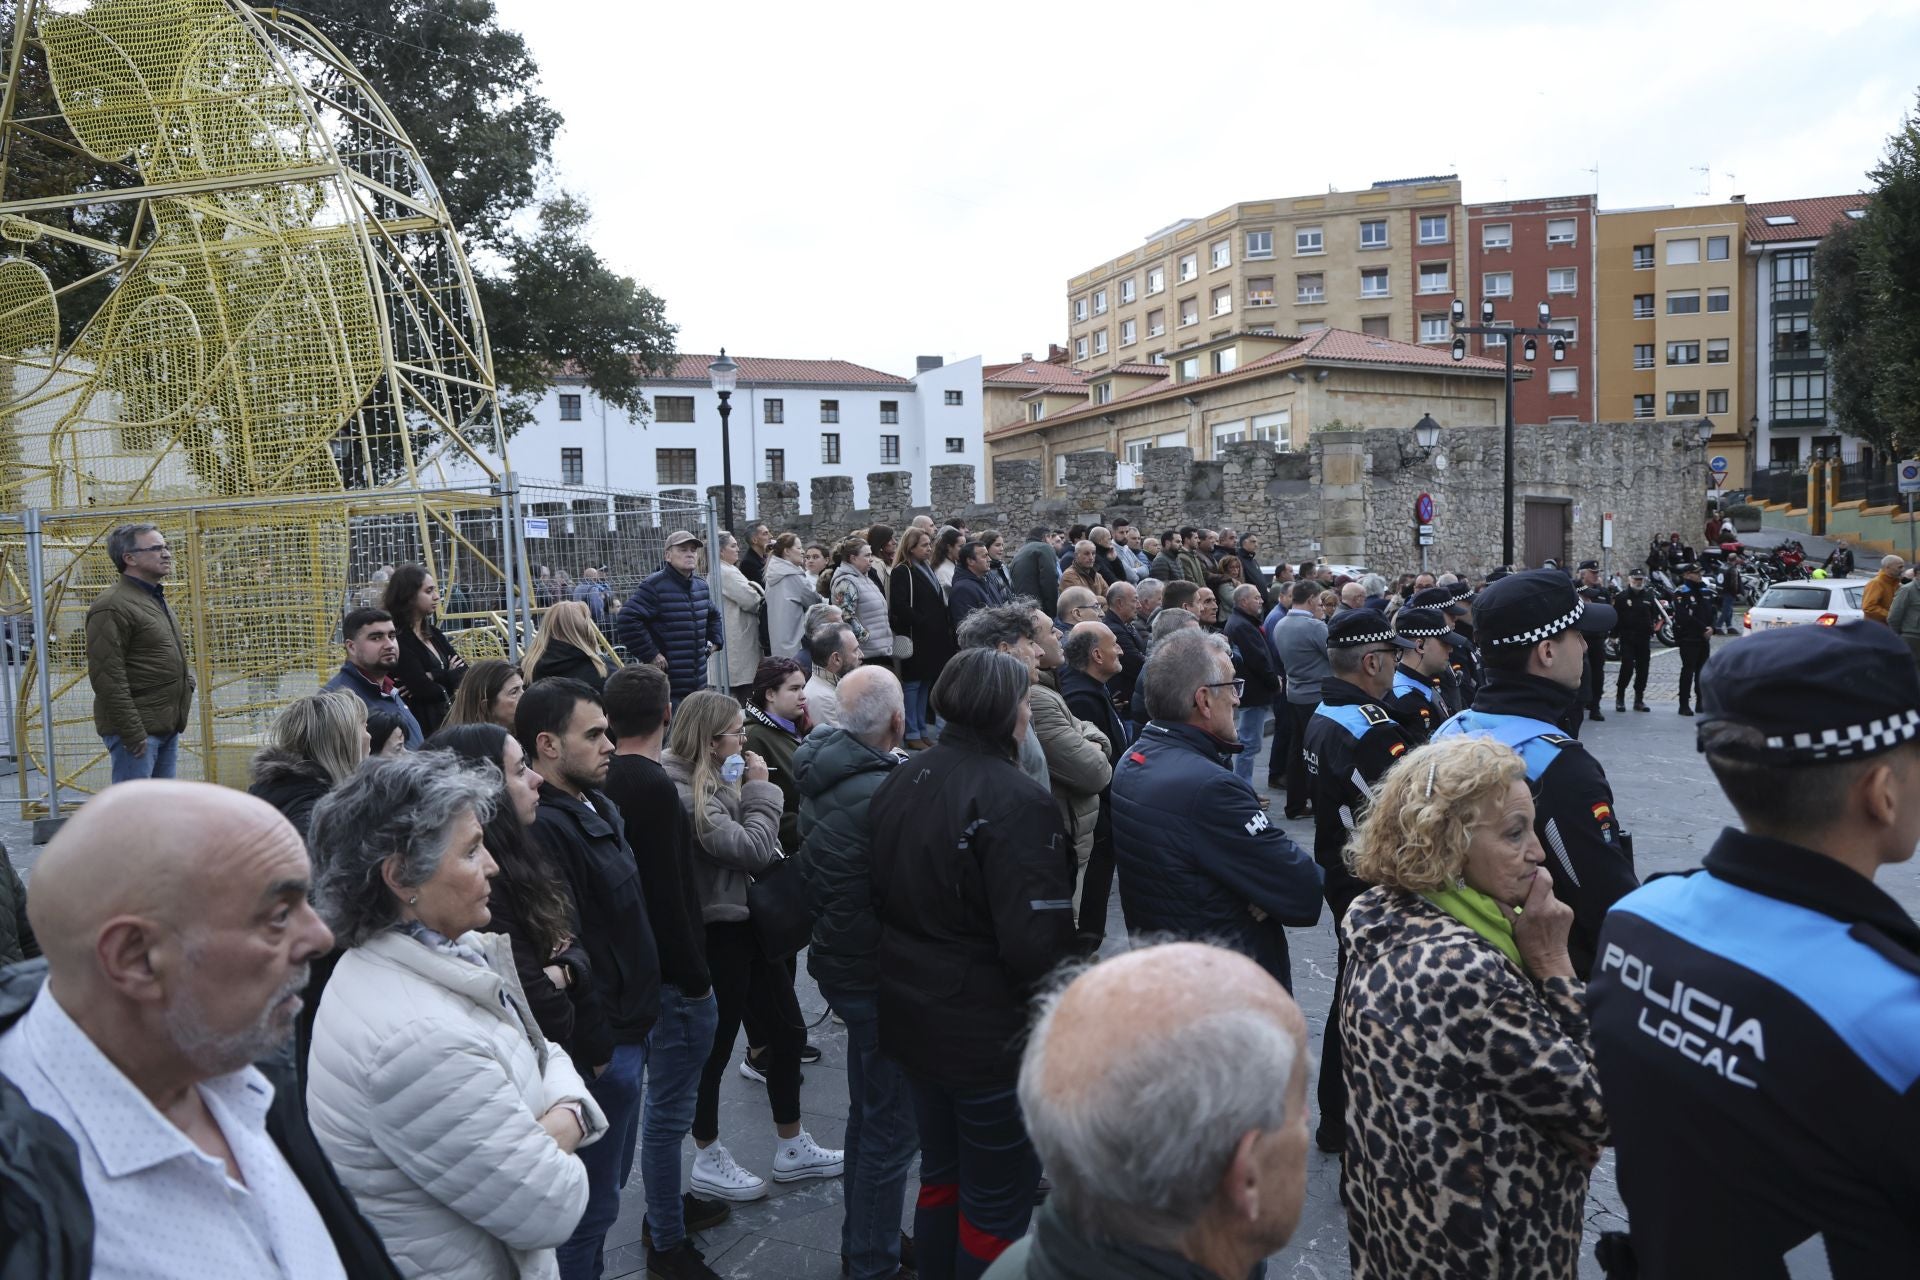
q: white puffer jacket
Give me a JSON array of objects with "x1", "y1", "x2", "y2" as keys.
[{"x1": 306, "y1": 929, "x2": 607, "y2": 1280}]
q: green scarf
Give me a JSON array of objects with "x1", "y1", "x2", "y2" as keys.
[{"x1": 1421, "y1": 885, "x2": 1528, "y2": 974}]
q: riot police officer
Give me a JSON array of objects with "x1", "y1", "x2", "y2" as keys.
[
  {"x1": 1672, "y1": 562, "x2": 1718, "y2": 716},
  {"x1": 1383, "y1": 605, "x2": 1451, "y2": 740},
  {"x1": 1302, "y1": 608, "x2": 1418, "y2": 1152},
  {"x1": 1612, "y1": 568, "x2": 1658, "y2": 712},
  {"x1": 1576, "y1": 560, "x2": 1613, "y2": 723},
  {"x1": 1588, "y1": 622, "x2": 1920, "y2": 1279},
  {"x1": 1432, "y1": 570, "x2": 1638, "y2": 976}
]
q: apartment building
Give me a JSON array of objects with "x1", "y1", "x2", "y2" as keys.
[
  {"x1": 1064, "y1": 176, "x2": 1467, "y2": 372},
  {"x1": 1596, "y1": 201, "x2": 1749, "y2": 480},
  {"x1": 1744, "y1": 195, "x2": 1871, "y2": 470},
  {"x1": 1465, "y1": 195, "x2": 1598, "y2": 424}
]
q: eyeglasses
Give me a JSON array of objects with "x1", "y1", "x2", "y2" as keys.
[
  {"x1": 713, "y1": 728, "x2": 747, "y2": 742},
  {"x1": 130, "y1": 543, "x2": 171, "y2": 555},
  {"x1": 1203, "y1": 678, "x2": 1246, "y2": 699}
]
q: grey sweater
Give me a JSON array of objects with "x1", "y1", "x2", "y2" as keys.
[{"x1": 1272, "y1": 610, "x2": 1331, "y2": 704}]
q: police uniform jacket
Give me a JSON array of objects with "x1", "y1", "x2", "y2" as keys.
[
  {"x1": 1442, "y1": 628, "x2": 1479, "y2": 708},
  {"x1": 1612, "y1": 586, "x2": 1660, "y2": 637},
  {"x1": 1303, "y1": 679, "x2": 1414, "y2": 919},
  {"x1": 1432, "y1": 672, "x2": 1638, "y2": 976},
  {"x1": 1671, "y1": 582, "x2": 1717, "y2": 641},
  {"x1": 1385, "y1": 664, "x2": 1447, "y2": 741},
  {"x1": 1588, "y1": 828, "x2": 1920, "y2": 1278}
]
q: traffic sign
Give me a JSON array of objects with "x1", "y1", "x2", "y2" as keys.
[
  {"x1": 1415, "y1": 492, "x2": 1434, "y2": 524},
  {"x1": 1602, "y1": 512, "x2": 1614, "y2": 549},
  {"x1": 524, "y1": 516, "x2": 550, "y2": 539},
  {"x1": 1901, "y1": 461, "x2": 1920, "y2": 495},
  {"x1": 1709, "y1": 455, "x2": 1728, "y2": 474},
  {"x1": 1416, "y1": 527, "x2": 1434, "y2": 546}
]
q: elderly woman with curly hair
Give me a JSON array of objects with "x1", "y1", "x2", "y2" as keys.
[{"x1": 1338, "y1": 733, "x2": 1609, "y2": 1280}]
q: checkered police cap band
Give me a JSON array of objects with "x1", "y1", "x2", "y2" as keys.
[
  {"x1": 1765, "y1": 708, "x2": 1920, "y2": 761},
  {"x1": 1394, "y1": 619, "x2": 1450, "y2": 638},
  {"x1": 1334, "y1": 623, "x2": 1396, "y2": 646},
  {"x1": 1487, "y1": 599, "x2": 1585, "y2": 646}
]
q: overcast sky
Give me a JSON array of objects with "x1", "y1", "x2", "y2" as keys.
[{"x1": 492, "y1": 0, "x2": 1920, "y2": 378}]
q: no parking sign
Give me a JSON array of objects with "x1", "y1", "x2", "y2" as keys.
[{"x1": 1900, "y1": 460, "x2": 1920, "y2": 495}]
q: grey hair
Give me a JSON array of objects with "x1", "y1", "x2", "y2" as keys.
[
  {"x1": 1105, "y1": 580, "x2": 1135, "y2": 606},
  {"x1": 106, "y1": 522, "x2": 158, "y2": 573},
  {"x1": 930, "y1": 647, "x2": 1032, "y2": 748},
  {"x1": 309, "y1": 752, "x2": 500, "y2": 947},
  {"x1": 1361, "y1": 573, "x2": 1388, "y2": 597},
  {"x1": 1143, "y1": 629, "x2": 1231, "y2": 721},
  {"x1": 1019, "y1": 979, "x2": 1300, "y2": 1251},
  {"x1": 837, "y1": 664, "x2": 903, "y2": 746},
  {"x1": 1136, "y1": 577, "x2": 1165, "y2": 606},
  {"x1": 957, "y1": 597, "x2": 1042, "y2": 651},
  {"x1": 1231, "y1": 582, "x2": 1262, "y2": 609},
  {"x1": 807, "y1": 622, "x2": 856, "y2": 667},
  {"x1": 1063, "y1": 624, "x2": 1104, "y2": 672},
  {"x1": 1147, "y1": 607, "x2": 1198, "y2": 648},
  {"x1": 1057, "y1": 586, "x2": 1098, "y2": 618},
  {"x1": 801, "y1": 602, "x2": 843, "y2": 637}
]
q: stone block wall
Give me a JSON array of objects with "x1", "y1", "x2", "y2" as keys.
[
  {"x1": 756, "y1": 481, "x2": 801, "y2": 533},
  {"x1": 811, "y1": 476, "x2": 855, "y2": 531},
  {"x1": 1062, "y1": 451, "x2": 1116, "y2": 520},
  {"x1": 930, "y1": 465, "x2": 974, "y2": 519},
  {"x1": 1141, "y1": 447, "x2": 1195, "y2": 534},
  {"x1": 866, "y1": 471, "x2": 914, "y2": 528},
  {"x1": 705, "y1": 485, "x2": 747, "y2": 532}
]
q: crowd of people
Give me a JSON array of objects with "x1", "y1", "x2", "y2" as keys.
[{"x1": 4, "y1": 514, "x2": 1916, "y2": 1280}]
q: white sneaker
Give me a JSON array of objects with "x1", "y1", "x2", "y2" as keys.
[
  {"x1": 689, "y1": 1143, "x2": 768, "y2": 1202},
  {"x1": 771, "y1": 1130, "x2": 844, "y2": 1183}
]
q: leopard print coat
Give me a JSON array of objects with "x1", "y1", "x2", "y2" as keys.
[{"x1": 1339, "y1": 886, "x2": 1609, "y2": 1279}]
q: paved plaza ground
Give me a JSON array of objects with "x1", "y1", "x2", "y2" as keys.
[{"x1": 4, "y1": 635, "x2": 1909, "y2": 1278}]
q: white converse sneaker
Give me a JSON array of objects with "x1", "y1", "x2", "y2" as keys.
[
  {"x1": 771, "y1": 1129, "x2": 844, "y2": 1182},
  {"x1": 689, "y1": 1143, "x2": 768, "y2": 1202}
]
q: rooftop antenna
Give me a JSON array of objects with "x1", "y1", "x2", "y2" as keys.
[
  {"x1": 1584, "y1": 161, "x2": 1599, "y2": 196},
  {"x1": 1693, "y1": 164, "x2": 1711, "y2": 197},
  {"x1": 1722, "y1": 172, "x2": 1737, "y2": 194}
]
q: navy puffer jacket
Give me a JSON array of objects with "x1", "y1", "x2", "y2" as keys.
[{"x1": 616, "y1": 564, "x2": 722, "y2": 701}]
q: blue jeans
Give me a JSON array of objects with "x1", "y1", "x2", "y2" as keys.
[
  {"x1": 103, "y1": 732, "x2": 179, "y2": 783},
  {"x1": 558, "y1": 1040, "x2": 648, "y2": 1280},
  {"x1": 1233, "y1": 704, "x2": 1271, "y2": 783},
  {"x1": 1716, "y1": 594, "x2": 1735, "y2": 630},
  {"x1": 641, "y1": 985, "x2": 719, "y2": 1252},
  {"x1": 901, "y1": 678, "x2": 927, "y2": 739},
  {"x1": 908, "y1": 1075, "x2": 1040, "y2": 1280},
  {"x1": 820, "y1": 983, "x2": 918, "y2": 1280}
]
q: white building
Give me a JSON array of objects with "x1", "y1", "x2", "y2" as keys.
[{"x1": 455, "y1": 353, "x2": 988, "y2": 515}]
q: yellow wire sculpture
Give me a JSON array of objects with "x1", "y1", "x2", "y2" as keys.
[{"x1": 0, "y1": 0, "x2": 511, "y2": 794}]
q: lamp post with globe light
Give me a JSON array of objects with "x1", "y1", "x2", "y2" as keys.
[
  {"x1": 708, "y1": 349, "x2": 739, "y2": 534},
  {"x1": 1449, "y1": 298, "x2": 1570, "y2": 568}
]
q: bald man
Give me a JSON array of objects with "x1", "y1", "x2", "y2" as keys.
[
  {"x1": 0, "y1": 781, "x2": 394, "y2": 1279},
  {"x1": 987, "y1": 942, "x2": 1311, "y2": 1279}
]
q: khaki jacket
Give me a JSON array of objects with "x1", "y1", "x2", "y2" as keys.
[
  {"x1": 84, "y1": 576, "x2": 193, "y2": 742},
  {"x1": 1027, "y1": 678, "x2": 1112, "y2": 868}
]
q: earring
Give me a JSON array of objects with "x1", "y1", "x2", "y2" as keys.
[{"x1": 408, "y1": 895, "x2": 418, "y2": 906}]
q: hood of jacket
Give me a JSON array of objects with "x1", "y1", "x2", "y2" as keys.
[
  {"x1": 765, "y1": 556, "x2": 804, "y2": 588},
  {"x1": 792, "y1": 726, "x2": 897, "y2": 802},
  {"x1": 248, "y1": 747, "x2": 331, "y2": 792}
]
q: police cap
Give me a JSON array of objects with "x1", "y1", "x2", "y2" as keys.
[
  {"x1": 1577, "y1": 559, "x2": 1600, "y2": 572},
  {"x1": 1327, "y1": 607, "x2": 1415, "y2": 650},
  {"x1": 1474, "y1": 568, "x2": 1618, "y2": 647},
  {"x1": 1408, "y1": 587, "x2": 1454, "y2": 610},
  {"x1": 1393, "y1": 606, "x2": 1450, "y2": 638},
  {"x1": 1698, "y1": 621, "x2": 1920, "y2": 763}
]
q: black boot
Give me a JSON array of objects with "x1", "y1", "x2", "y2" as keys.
[
  {"x1": 1679, "y1": 704, "x2": 1694, "y2": 716},
  {"x1": 1589, "y1": 706, "x2": 1605, "y2": 722},
  {"x1": 1615, "y1": 697, "x2": 1627, "y2": 713},
  {"x1": 1635, "y1": 697, "x2": 1650, "y2": 712}
]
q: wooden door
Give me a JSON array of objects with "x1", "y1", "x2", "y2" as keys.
[{"x1": 1524, "y1": 500, "x2": 1568, "y2": 569}]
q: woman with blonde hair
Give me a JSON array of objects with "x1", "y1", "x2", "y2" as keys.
[
  {"x1": 445, "y1": 659, "x2": 526, "y2": 730},
  {"x1": 523, "y1": 599, "x2": 611, "y2": 693},
  {"x1": 662, "y1": 690, "x2": 841, "y2": 1202},
  {"x1": 707, "y1": 531, "x2": 767, "y2": 699},
  {"x1": 1339, "y1": 733, "x2": 1608, "y2": 1279},
  {"x1": 248, "y1": 689, "x2": 369, "y2": 841}
]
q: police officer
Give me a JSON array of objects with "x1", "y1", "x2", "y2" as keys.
[
  {"x1": 1408, "y1": 586, "x2": 1476, "y2": 711},
  {"x1": 1384, "y1": 604, "x2": 1451, "y2": 740},
  {"x1": 1671, "y1": 561, "x2": 1718, "y2": 716},
  {"x1": 1432, "y1": 569, "x2": 1638, "y2": 976},
  {"x1": 1612, "y1": 568, "x2": 1658, "y2": 713},
  {"x1": 1576, "y1": 560, "x2": 1613, "y2": 723},
  {"x1": 1587, "y1": 621, "x2": 1920, "y2": 1279},
  {"x1": 1301, "y1": 608, "x2": 1418, "y2": 1152}
]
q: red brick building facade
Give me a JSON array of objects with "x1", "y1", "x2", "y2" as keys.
[{"x1": 1465, "y1": 194, "x2": 1598, "y2": 425}]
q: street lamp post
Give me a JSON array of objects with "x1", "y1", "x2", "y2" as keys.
[
  {"x1": 1450, "y1": 299, "x2": 1569, "y2": 569},
  {"x1": 708, "y1": 349, "x2": 739, "y2": 534}
]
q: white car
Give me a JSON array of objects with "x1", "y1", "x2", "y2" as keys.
[{"x1": 1743, "y1": 579, "x2": 1866, "y2": 631}]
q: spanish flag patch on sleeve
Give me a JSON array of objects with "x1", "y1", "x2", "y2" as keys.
[{"x1": 1591, "y1": 801, "x2": 1613, "y2": 823}]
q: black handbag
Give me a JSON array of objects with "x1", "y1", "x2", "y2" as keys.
[{"x1": 746, "y1": 854, "x2": 814, "y2": 960}]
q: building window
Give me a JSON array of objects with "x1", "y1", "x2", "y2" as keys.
[
  {"x1": 1252, "y1": 410, "x2": 1290, "y2": 444},
  {"x1": 561, "y1": 447, "x2": 584, "y2": 485},
  {"x1": 1482, "y1": 222, "x2": 1512, "y2": 249},
  {"x1": 1030, "y1": 402, "x2": 1044, "y2": 422},
  {"x1": 1094, "y1": 382, "x2": 1112, "y2": 405},
  {"x1": 1634, "y1": 294, "x2": 1655, "y2": 319},
  {"x1": 1667, "y1": 239, "x2": 1701, "y2": 265},
  {"x1": 945, "y1": 437, "x2": 965, "y2": 453},
  {"x1": 1418, "y1": 262, "x2": 1450, "y2": 294},
  {"x1": 816, "y1": 399, "x2": 842, "y2": 424},
  {"x1": 1120, "y1": 277, "x2": 1136, "y2": 303},
  {"x1": 1633, "y1": 394, "x2": 1656, "y2": 419},
  {"x1": 559, "y1": 393, "x2": 582, "y2": 421},
  {"x1": 1210, "y1": 239, "x2": 1231, "y2": 270},
  {"x1": 1179, "y1": 253, "x2": 1198, "y2": 282},
  {"x1": 1298, "y1": 321, "x2": 1327, "y2": 333},
  {"x1": 1418, "y1": 214, "x2": 1449, "y2": 243},
  {"x1": 1075, "y1": 336, "x2": 1089, "y2": 360},
  {"x1": 1632, "y1": 244, "x2": 1654, "y2": 270},
  {"x1": 656, "y1": 395, "x2": 695, "y2": 423},
  {"x1": 1708, "y1": 338, "x2": 1731, "y2": 364},
  {"x1": 1295, "y1": 226, "x2": 1323, "y2": 254},
  {"x1": 880, "y1": 435, "x2": 900, "y2": 465},
  {"x1": 1548, "y1": 368, "x2": 1579, "y2": 394},
  {"x1": 1361, "y1": 267, "x2": 1390, "y2": 298},
  {"x1": 1360, "y1": 219, "x2": 1389, "y2": 249},
  {"x1": 1773, "y1": 313, "x2": 1820, "y2": 359},
  {"x1": 1667, "y1": 390, "x2": 1701, "y2": 416},
  {"x1": 1296, "y1": 273, "x2": 1325, "y2": 304},
  {"x1": 765, "y1": 448, "x2": 785, "y2": 482},
  {"x1": 656, "y1": 447, "x2": 697, "y2": 484},
  {"x1": 1074, "y1": 297, "x2": 1088, "y2": 322},
  {"x1": 1667, "y1": 290, "x2": 1701, "y2": 315},
  {"x1": 1213, "y1": 348, "x2": 1238, "y2": 374},
  {"x1": 1547, "y1": 267, "x2": 1577, "y2": 294},
  {"x1": 1707, "y1": 235, "x2": 1730, "y2": 261},
  {"x1": 1772, "y1": 371, "x2": 1827, "y2": 420},
  {"x1": 1550, "y1": 316, "x2": 1578, "y2": 343},
  {"x1": 1177, "y1": 355, "x2": 1200, "y2": 380},
  {"x1": 1211, "y1": 285, "x2": 1232, "y2": 316},
  {"x1": 1179, "y1": 297, "x2": 1199, "y2": 327},
  {"x1": 1146, "y1": 308, "x2": 1165, "y2": 337},
  {"x1": 1246, "y1": 276, "x2": 1275, "y2": 306},
  {"x1": 764, "y1": 397, "x2": 784, "y2": 423},
  {"x1": 1093, "y1": 288, "x2": 1108, "y2": 315},
  {"x1": 1245, "y1": 229, "x2": 1273, "y2": 259},
  {"x1": 1773, "y1": 251, "x2": 1813, "y2": 300},
  {"x1": 821, "y1": 433, "x2": 841, "y2": 464},
  {"x1": 1147, "y1": 350, "x2": 1165, "y2": 364},
  {"x1": 1093, "y1": 329, "x2": 1109, "y2": 354},
  {"x1": 1707, "y1": 287, "x2": 1730, "y2": 313},
  {"x1": 1483, "y1": 270, "x2": 1512, "y2": 297},
  {"x1": 1667, "y1": 341, "x2": 1700, "y2": 365},
  {"x1": 1633, "y1": 343, "x2": 1654, "y2": 369},
  {"x1": 1546, "y1": 217, "x2": 1578, "y2": 245},
  {"x1": 1419, "y1": 314, "x2": 1449, "y2": 344},
  {"x1": 1147, "y1": 266, "x2": 1165, "y2": 294},
  {"x1": 1211, "y1": 419, "x2": 1246, "y2": 455},
  {"x1": 944, "y1": 389, "x2": 964, "y2": 406},
  {"x1": 1121, "y1": 318, "x2": 1137, "y2": 345},
  {"x1": 1361, "y1": 315, "x2": 1390, "y2": 337},
  {"x1": 1706, "y1": 389, "x2": 1729, "y2": 414}
]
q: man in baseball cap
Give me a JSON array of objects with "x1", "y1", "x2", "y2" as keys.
[
  {"x1": 1430, "y1": 570, "x2": 1636, "y2": 977},
  {"x1": 615, "y1": 530, "x2": 722, "y2": 704},
  {"x1": 1587, "y1": 620, "x2": 1920, "y2": 1277}
]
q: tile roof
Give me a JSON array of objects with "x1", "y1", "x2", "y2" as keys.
[
  {"x1": 983, "y1": 361, "x2": 1090, "y2": 389},
  {"x1": 1020, "y1": 383, "x2": 1091, "y2": 402},
  {"x1": 1745, "y1": 195, "x2": 1869, "y2": 244},
  {"x1": 660, "y1": 354, "x2": 912, "y2": 386},
  {"x1": 1106, "y1": 363, "x2": 1171, "y2": 378},
  {"x1": 1241, "y1": 328, "x2": 1511, "y2": 374}
]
